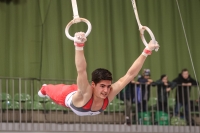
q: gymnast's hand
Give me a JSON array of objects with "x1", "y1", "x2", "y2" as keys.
[
  {"x1": 147, "y1": 40, "x2": 159, "y2": 51},
  {"x1": 142, "y1": 40, "x2": 160, "y2": 57},
  {"x1": 74, "y1": 32, "x2": 87, "y2": 47}
]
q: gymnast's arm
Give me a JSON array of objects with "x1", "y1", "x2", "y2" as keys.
[
  {"x1": 108, "y1": 40, "x2": 159, "y2": 101},
  {"x1": 72, "y1": 32, "x2": 92, "y2": 103}
]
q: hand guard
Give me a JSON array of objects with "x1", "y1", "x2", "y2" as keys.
[
  {"x1": 142, "y1": 40, "x2": 159, "y2": 57},
  {"x1": 74, "y1": 32, "x2": 87, "y2": 50}
]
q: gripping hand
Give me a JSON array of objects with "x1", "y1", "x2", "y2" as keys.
[
  {"x1": 74, "y1": 32, "x2": 87, "y2": 50},
  {"x1": 142, "y1": 40, "x2": 160, "y2": 57}
]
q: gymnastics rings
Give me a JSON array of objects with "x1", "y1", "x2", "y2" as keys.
[
  {"x1": 65, "y1": 18, "x2": 92, "y2": 41},
  {"x1": 131, "y1": 0, "x2": 158, "y2": 51},
  {"x1": 65, "y1": 0, "x2": 92, "y2": 41}
]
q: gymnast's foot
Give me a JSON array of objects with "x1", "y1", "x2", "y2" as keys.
[{"x1": 38, "y1": 84, "x2": 48, "y2": 98}]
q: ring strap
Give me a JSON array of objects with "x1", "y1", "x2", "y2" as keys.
[
  {"x1": 131, "y1": 0, "x2": 158, "y2": 51},
  {"x1": 71, "y1": 0, "x2": 81, "y2": 23},
  {"x1": 131, "y1": 0, "x2": 142, "y2": 28},
  {"x1": 65, "y1": 0, "x2": 92, "y2": 41},
  {"x1": 71, "y1": 0, "x2": 79, "y2": 19}
]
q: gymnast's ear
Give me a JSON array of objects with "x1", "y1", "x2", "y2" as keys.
[{"x1": 91, "y1": 81, "x2": 96, "y2": 88}]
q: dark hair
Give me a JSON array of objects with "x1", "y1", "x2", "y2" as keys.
[
  {"x1": 181, "y1": 68, "x2": 188, "y2": 73},
  {"x1": 91, "y1": 68, "x2": 112, "y2": 84},
  {"x1": 160, "y1": 74, "x2": 167, "y2": 80}
]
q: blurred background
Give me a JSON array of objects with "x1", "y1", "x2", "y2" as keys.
[
  {"x1": 0, "y1": 0, "x2": 200, "y2": 132},
  {"x1": 0, "y1": 0, "x2": 200, "y2": 82}
]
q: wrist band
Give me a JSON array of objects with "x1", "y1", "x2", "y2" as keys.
[
  {"x1": 142, "y1": 48, "x2": 152, "y2": 57},
  {"x1": 143, "y1": 48, "x2": 152, "y2": 55},
  {"x1": 142, "y1": 52, "x2": 148, "y2": 57},
  {"x1": 75, "y1": 46, "x2": 83, "y2": 50},
  {"x1": 74, "y1": 43, "x2": 84, "y2": 47}
]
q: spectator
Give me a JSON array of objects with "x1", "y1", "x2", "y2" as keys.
[
  {"x1": 173, "y1": 68, "x2": 198, "y2": 124},
  {"x1": 124, "y1": 80, "x2": 139, "y2": 125},
  {"x1": 137, "y1": 69, "x2": 153, "y2": 112},
  {"x1": 154, "y1": 74, "x2": 176, "y2": 113}
]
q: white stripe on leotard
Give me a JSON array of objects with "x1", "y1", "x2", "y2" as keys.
[{"x1": 65, "y1": 91, "x2": 101, "y2": 116}]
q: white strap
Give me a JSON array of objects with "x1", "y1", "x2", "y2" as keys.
[
  {"x1": 65, "y1": 0, "x2": 92, "y2": 41},
  {"x1": 131, "y1": 0, "x2": 158, "y2": 51},
  {"x1": 131, "y1": 0, "x2": 142, "y2": 29},
  {"x1": 71, "y1": 0, "x2": 80, "y2": 20}
]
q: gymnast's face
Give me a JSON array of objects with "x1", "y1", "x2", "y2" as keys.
[{"x1": 92, "y1": 80, "x2": 112, "y2": 99}]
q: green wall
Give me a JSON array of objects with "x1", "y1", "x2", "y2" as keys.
[{"x1": 0, "y1": 0, "x2": 200, "y2": 83}]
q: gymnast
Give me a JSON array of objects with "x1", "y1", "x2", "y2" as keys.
[{"x1": 38, "y1": 31, "x2": 159, "y2": 116}]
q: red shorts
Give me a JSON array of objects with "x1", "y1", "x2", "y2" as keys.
[{"x1": 41, "y1": 84, "x2": 78, "y2": 106}]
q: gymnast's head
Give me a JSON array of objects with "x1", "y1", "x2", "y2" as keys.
[
  {"x1": 91, "y1": 68, "x2": 112, "y2": 98},
  {"x1": 91, "y1": 68, "x2": 112, "y2": 84}
]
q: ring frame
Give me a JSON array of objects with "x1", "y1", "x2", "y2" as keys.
[{"x1": 65, "y1": 18, "x2": 92, "y2": 41}]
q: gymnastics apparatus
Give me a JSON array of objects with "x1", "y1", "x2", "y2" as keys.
[{"x1": 38, "y1": 0, "x2": 199, "y2": 117}]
